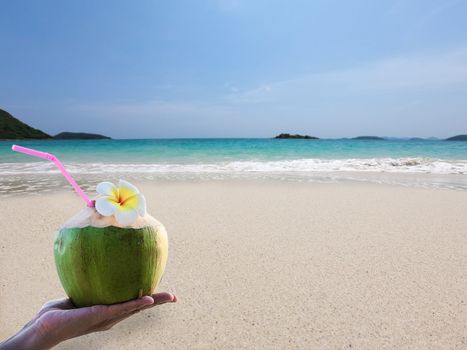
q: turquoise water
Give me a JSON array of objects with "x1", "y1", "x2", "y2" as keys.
[
  {"x1": 1, "y1": 138, "x2": 467, "y2": 192},
  {"x1": 1, "y1": 138, "x2": 467, "y2": 163}
]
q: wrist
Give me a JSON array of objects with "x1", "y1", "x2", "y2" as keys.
[
  {"x1": 0, "y1": 322, "x2": 59, "y2": 350},
  {"x1": 30, "y1": 319, "x2": 64, "y2": 350}
]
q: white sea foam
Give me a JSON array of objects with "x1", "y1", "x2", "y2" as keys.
[
  {"x1": 0, "y1": 158, "x2": 466, "y2": 175},
  {"x1": 1, "y1": 158, "x2": 466, "y2": 194}
]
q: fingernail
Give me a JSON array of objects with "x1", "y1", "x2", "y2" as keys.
[{"x1": 165, "y1": 293, "x2": 176, "y2": 303}]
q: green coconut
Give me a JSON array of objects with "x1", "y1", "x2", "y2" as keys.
[{"x1": 54, "y1": 207, "x2": 168, "y2": 307}]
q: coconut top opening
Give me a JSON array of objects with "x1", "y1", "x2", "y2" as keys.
[{"x1": 61, "y1": 206, "x2": 162, "y2": 229}]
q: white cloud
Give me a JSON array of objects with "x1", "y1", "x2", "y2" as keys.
[
  {"x1": 71, "y1": 48, "x2": 467, "y2": 115},
  {"x1": 215, "y1": 0, "x2": 243, "y2": 13},
  {"x1": 225, "y1": 48, "x2": 467, "y2": 105},
  {"x1": 60, "y1": 47, "x2": 467, "y2": 138}
]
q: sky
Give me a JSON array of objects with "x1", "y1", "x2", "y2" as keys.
[{"x1": 1, "y1": 0, "x2": 467, "y2": 138}]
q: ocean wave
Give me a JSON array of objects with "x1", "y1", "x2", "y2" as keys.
[{"x1": 0, "y1": 157, "x2": 466, "y2": 175}]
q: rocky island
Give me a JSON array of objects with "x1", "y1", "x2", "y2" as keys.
[
  {"x1": 352, "y1": 136, "x2": 384, "y2": 140},
  {"x1": 274, "y1": 133, "x2": 319, "y2": 139},
  {"x1": 445, "y1": 135, "x2": 467, "y2": 141},
  {"x1": 409, "y1": 137, "x2": 427, "y2": 141},
  {"x1": 54, "y1": 132, "x2": 111, "y2": 140}
]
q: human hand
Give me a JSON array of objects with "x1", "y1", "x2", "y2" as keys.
[{"x1": 0, "y1": 292, "x2": 177, "y2": 350}]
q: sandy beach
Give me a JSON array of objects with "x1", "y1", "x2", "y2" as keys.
[{"x1": 0, "y1": 181, "x2": 466, "y2": 349}]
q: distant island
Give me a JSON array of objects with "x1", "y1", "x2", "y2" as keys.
[
  {"x1": 2, "y1": 107, "x2": 464, "y2": 142},
  {"x1": 0, "y1": 108, "x2": 111, "y2": 140},
  {"x1": 352, "y1": 136, "x2": 384, "y2": 140},
  {"x1": 54, "y1": 132, "x2": 111, "y2": 140},
  {"x1": 274, "y1": 133, "x2": 319, "y2": 139},
  {"x1": 0, "y1": 108, "x2": 51, "y2": 139},
  {"x1": 409, "y1": 137, "x2": 427, "y2": 141},
  {"x1": 445, "y1": 135, "x2": 467, "y2": 141}
]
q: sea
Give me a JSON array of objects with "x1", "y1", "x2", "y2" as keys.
[{"x1": 1, "y1": 138, "x2": 467, "y2": 194}]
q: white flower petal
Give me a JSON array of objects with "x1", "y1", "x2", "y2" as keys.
[
  {"x1": 115, "y1": 208, "x2": 139, "y2": 226},
  {"x1": 96, "y1": 182, "x2": 117, "y2": 197},
  {"x1": 118, "y1": 179, "x2": 140, "y2": 194},
  {"x1": 95, "y1": 197, "x2": 119, "y2": 216},
  {"x1": 137, "y1": 194, "x2": 147, "y2": 216}
]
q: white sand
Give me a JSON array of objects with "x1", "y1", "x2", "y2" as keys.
[{"x1": 1, "y1": 181, "x2": 466, "y2": 349}]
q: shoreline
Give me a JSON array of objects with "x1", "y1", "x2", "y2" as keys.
[{"x1": 1, "y1": 171, "x2": 467, "y2": 197}]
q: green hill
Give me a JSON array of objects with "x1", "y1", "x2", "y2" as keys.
[
  {"x1": 0, "y1": 108, "x2": 51, "y2": 139},
  {"x1": 445, "y1": 135, "x2": 467, "y2": 141}
]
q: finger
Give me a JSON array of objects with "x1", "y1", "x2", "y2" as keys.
[
  {"x1": 97, "y1": 294, "x2": 177, "y2": 331},
  {"x1": 104, "y1": 296, "x2": 154, "y2": 319},
  {"x1": 140, "y1": 292, "x2": 177, "y2": 311},
  {"x1": 41, "y1": 298, "x2": 65, "y2": 309},
  {"x1": 40, "y1": 298, "x2": 74, "y2": 311},
  {"x1": 97, "y1": 309, "x2": 141, "y2": 331},
  {"x1": 106, "y1": 293, "x2": 176, "y2": 324},
  {"x1": 51, "y1": 299, "x2": 76, "y2": 310},
  {"x1": 153, "y1": 292, "x2": 177, "y2": 304}
]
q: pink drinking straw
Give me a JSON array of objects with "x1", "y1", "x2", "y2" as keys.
[{"x1": 11, "y1": 145, "x2": 95, "y2": 207}]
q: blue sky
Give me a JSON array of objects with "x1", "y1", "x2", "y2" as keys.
[{"x1": 1, "y1": 0, "x2": 467, "y2": 138}]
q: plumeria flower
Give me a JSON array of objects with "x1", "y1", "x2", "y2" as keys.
[{"x1": 95, "y1": 180, "x2": 147, "y2": 226}]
